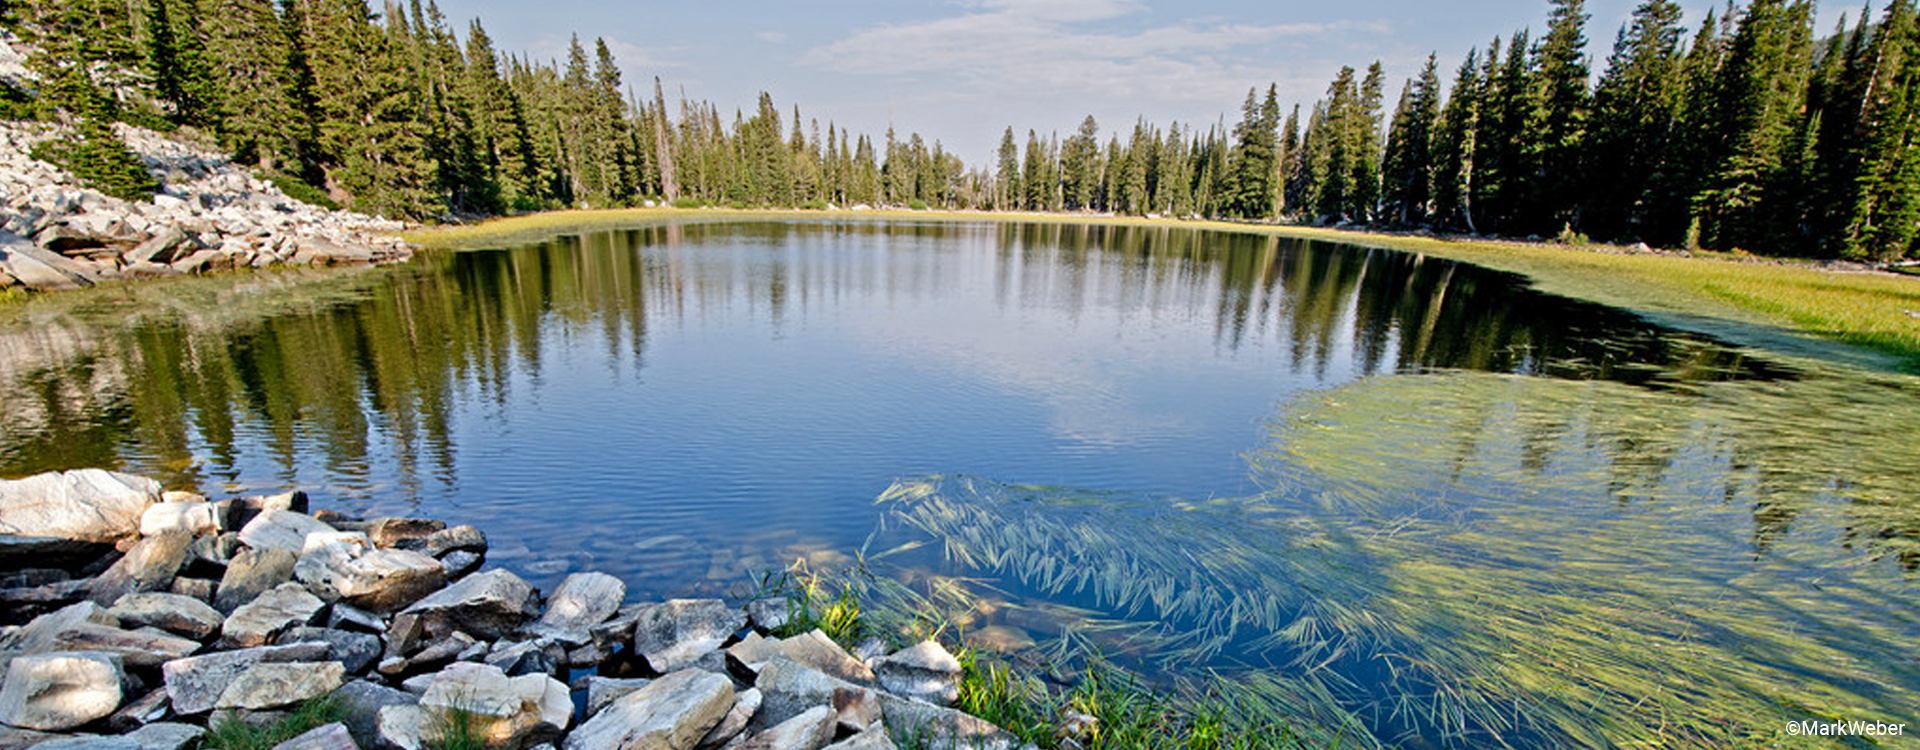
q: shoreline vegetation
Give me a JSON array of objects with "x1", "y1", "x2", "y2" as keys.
[{"x1": 409, "y1": 206, "x2": 1920, "y2": 372}]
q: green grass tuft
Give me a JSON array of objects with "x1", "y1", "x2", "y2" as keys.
[{"x1": 200, "y1": 695, "x2": 345, "y2": 750}]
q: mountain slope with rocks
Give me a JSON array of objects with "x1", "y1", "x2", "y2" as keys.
[{"x1": 0, "y1": 121, "x2": 413, "y2": 293}]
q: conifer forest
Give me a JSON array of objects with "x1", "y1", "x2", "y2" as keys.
[{"x1": 10, "y1": 0, "x2": 1920, "y2": 261}]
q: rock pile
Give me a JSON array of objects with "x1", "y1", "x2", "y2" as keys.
[
  {"x1": 0, "y1": 468, "x2": 1026, "y2": 750},
  {"x1": 0, "y1": 122, "x2": 413, "y2": 293}
]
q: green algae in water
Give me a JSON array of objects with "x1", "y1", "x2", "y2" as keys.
[{"x1": 856, "y1": 367, "x2": 1920, "y2": 749}]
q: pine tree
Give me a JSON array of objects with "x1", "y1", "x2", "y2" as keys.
[
  {"x1": 199, "y1": 0, "x2": 304, "y2": 169},
  {"x1": 1695, "y1": 0, "x2": 1815, "y2": 251},
  {"x1": 1350, "y1": 63, "x2": 1386, "y2": 222},
  {"x1": 1835, "y1": 0, "x2": 1920, "y2": 259},
  {"x1": 1382, "y1": 54, "x2": 1442, "y2": 225},
  {"x1": 995, "y1": 126, "x2": 1020, "y2": 210},
  {"x1": 1585, "y1": 0, "x2": 1685, "y2": 241},
  {"x1": 1648, "y1": 8, "x2": 1726, "y2": 247},
  {"x1": 1432, "y1": 48, "x2": 1484, "y2": 232},
  {"x1": 1227, "y1": 85, "x2": 1281, "y2": 219},
  {"x1": 1279, "y1": 106, "x2": 1303, "y2": 215},
  {"x1": 1531, "y1": 0, "x2": 1592, "y2": 234},
  {"x1": 1061, "y1": 115, "x2": 1100, "y2": 210}
]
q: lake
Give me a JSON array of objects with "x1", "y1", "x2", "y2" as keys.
[{"x1": 2, "y1": 219, "x2": 1915, "y2": 748}]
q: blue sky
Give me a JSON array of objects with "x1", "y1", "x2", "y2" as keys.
[{"x1": 429, "y1": 0, "x2": 1850, "y2": 162}]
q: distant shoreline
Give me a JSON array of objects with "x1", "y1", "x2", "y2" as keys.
[{"x1": 411, "y1": 207, "x2": 1920, "y2": 372}]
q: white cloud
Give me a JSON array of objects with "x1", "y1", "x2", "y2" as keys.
[
  {"x1": 755, "y1": 31, "x2": 788, "y2": 44},
  {"x1": 800, "y1": 2, "x2": 1363, "y2": 108}
]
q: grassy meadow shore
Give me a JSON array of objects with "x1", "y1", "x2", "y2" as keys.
[{"x1": 410, "y1": 207, "x2": 1920, "y2": 373}]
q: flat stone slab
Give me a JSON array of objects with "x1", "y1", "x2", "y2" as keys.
[
  {"x1": 562, "y1": 669, "x2": 734, "y2": 750},
  {"x1": 267, "y1": 722, "x2": 357, "y2": 750},
  {"x1": 398, "y1": 568, "x2": 539, "y2": 640},
  {"x1": 237, "y1": 510, "x2": 339, "y2": 555},
  {"x1": 214, "y1": 661, "x2": 346, "y2": 710},
  {"x1": 138, "y1": 501, "x2": 225, "y2": 537},
  {"x1": 162, "y1": 642, "x2": 332, "y2": 715},
  {"x1": 730, "y1": 705, "x2": 835, "y2": 750},
  {"x1": 0, "y1": 470, "x2": 159, "y2": 543},
  {"x1": 105, "y1": 591, "x2": 224, "y2": 640}
]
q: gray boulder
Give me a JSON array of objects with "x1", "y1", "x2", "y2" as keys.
[
  {"x1": 870, "y1": 640, "x2": 963, "y2": 706},
  {"x1": 561, "y1": 669, "x2": 734, "y2": 750},
  {"x1": 294, "y1": 542, "x2": 444, "y2": 613},
  {"x1": 397, "y1": 569, "x2": 539, "y2": 640},
  {"x1": 121, "y1": 225, "x2": 192, "y2": 265},
  {"x1": 215, "y1": 547, "x2": 297, "y2": 613},
  {"x1": 220, "y1": 582, "x2": 325, "y2": 648},
  {"x1": 693, "y1": 686, "x2": 757, "y2": 749},
  {"x1": 526, "y1": 571, "x2": 624, "y2": 647},
  {"x1": 282, "y1": 627, "x2": 383, "y2": 675},
  {"x1": 0, "y1": 470, "x2": 158, "y2": 543},
  {"x1": 821, "y1": 727, "x2": 898, "y2": 750},
  {"x1": 105, "y1": 591, "x2": 224, "y2": 640},
  {"x1": 237, "y1": 510, "x2": 341, "y2": 555},
  {"x1": 629, "y1": 599, "x2": 745, "y2": 673},
  {"x1": 137, "y1": 501, "x2": 225, "y2": 537},
  {"x1": 579, "y1": 676, "x2": 652, "y2": 718},
  {"x1": 417, "y1": 662, "x2": 570, "y2": 749},
  {"x1": 729, "y1": 630, "x2": 874, "y2": 685},
  {"x1": 87, "y1": 530, "x2": 193, "y2": 605},
  {"x1": 751, "y1": 658, "x2": 1016, "y2": 750},
  {"x1": 122, "y1": 722, "x2": 204, "y2": 750},
  {"x1": 0, "y1": 651, "x2": 124, "y2": 731},
  {"x1": 328, "y1": 680, "x2": 416, "y2": 749}
]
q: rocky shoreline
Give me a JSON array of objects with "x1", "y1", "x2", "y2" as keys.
[
  {"x1": 0, "y1": 123, "x2": 413, "y2": 294},
  {"x1": 0, "y1": 469, "x2": 1027, "y2": 750}
]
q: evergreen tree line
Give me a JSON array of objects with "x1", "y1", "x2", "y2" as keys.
[
  {"x1": 1360, "y1": 0, "x2": 1920, "y2": 262},
  {"x1": 10, "y1": 0, "x2": 1920, "y2": 259}
]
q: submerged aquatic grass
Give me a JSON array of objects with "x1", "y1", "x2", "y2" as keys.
[{"x1": 842, "y1": 365, "x2": 1920, "y2": 749}]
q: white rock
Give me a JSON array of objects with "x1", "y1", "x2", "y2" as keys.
[
  {"x1": 0, "y1": 469, "x2": 159, "y2": 542},
  {"x1": 138, "y1": 500, "x2": 224, "y2": 536},
  {"x1": 237, "y1": 509, "x2": 339, "y2": 555},
  {"x1": 0, "y1": 651, "x2": 124, "y2": 731}
]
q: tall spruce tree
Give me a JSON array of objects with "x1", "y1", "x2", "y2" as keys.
[
  {"x1": 1586, "y1": 0, "x2": 1685, "y2": 241},
  {"x1": 1382, "y1": 54, "x2": 1442, "y2": 225},
  {"x1": 1531, "y1": 0, "x2": 1592, "y2": 234},
  {"x1": 1696, "y1": 0, "x2": 1815, "y2": 251},
  {"x1": 1432, "y1": 48, "x2": 1485, "y2": 232}
]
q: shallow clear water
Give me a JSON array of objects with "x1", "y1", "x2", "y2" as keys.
[{"x1": 1, "y1": 219, "x2": 1913, "y2": 748}]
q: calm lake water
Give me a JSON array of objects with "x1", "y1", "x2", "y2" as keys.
[{"x1": 2, "y1": 219, "x2": 1915, "y2": 748}]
